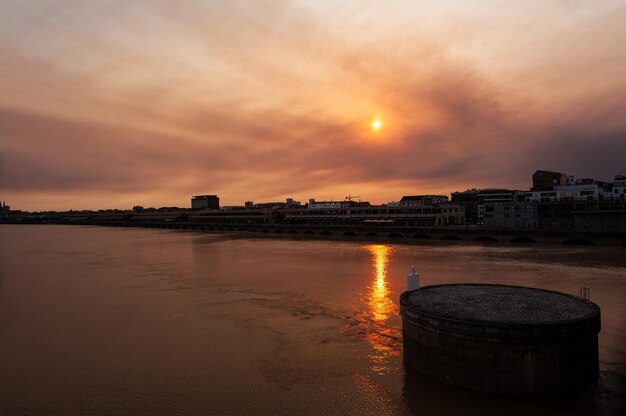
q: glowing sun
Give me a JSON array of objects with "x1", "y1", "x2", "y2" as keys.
[{"x1": 371, "y1": 119, "x2": 382, "y2": 130}]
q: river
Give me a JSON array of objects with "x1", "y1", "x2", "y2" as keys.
[{"x1": 0, "y1": 225, "x2": 624, "y2": 415}]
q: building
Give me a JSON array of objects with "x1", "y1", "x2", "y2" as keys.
[
  {"x1": 526, "y1": 177, "x2": 620, "y2": 202},
  {"x1": 482, "y1": 201, "x2": 538, "y2": 229},
  {"x1": 254, "y1": 202, "x2": 286, "y2": 209},
  {"x1": 452, "y1": 189, "x2": 525, "y2": 224},
  {"x1": 523, "y1": 172, "x2": 626, "y2": 231},
  {"x1": 611, "y1": 175, "x2": 626, "y2": 199},
  {"x1": 537, "y1": 200, "x2": 626, "y2": 231},
  {"x1": 191, "y1": 195, "x2": 219, "y2": 210},
  {"x1": 307, "y1": 201, "x2": 342, "y2": 209},
  {"x1": 531, "y1": 170, "x2": 567, "y2": 191},
  {"x1": 571, "y1": 200, "x2": 626, "y2": 232},
  {"x1": 527, "y1": 184, "x2": 600, "y2": 202},
  {"x1": 0, "y1": 202, "x2": 10, "y2": 220},
  {"x1": 477, "y1": 189, "x2": 526, "y2": 225},
  {"x1": 189, "y1": 200, "x2": 464, "y2": 227},
  {"x1": 389, "y1": 195, "x2": 449, "y2": 207},
  {"x1": 477, "y1": 189, "x2": 525, "y2": 204},
  {"x1": 451, "y1": 189, "x2": 480, "y2": 223}
]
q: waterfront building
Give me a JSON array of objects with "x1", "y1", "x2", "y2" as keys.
[
  {"x1": 531, "y1": 170, "x2": 567, "y2": 191},
  {"x1": 395, "y1": 195, "x2": 449, "y2": 206},
  {"x1": 12, "y1": 168, "x2": 624, "y2": 233},
  {"x1": 477, "y1": 189, "x2": 526, "y2": 204},
  {"x1": 254, "y1": 202, "x2": 287, "y2": 209},
  {"x1": 571, "y1": 200, "x2": 626, "y2": 232},
  {"x1": 128, "y1": 211, "x2": 180, "y2": 222},
  {"x1": 526, "y1": 176, "x2": 621, "y2": 202},
  {"x1": 191, "y1": 195, "x2": 219, "y2": 210},
  {"x1": 307, "y1": 201, "x2": 342, "y2": 209},
  {"x1": 451, "y1": 189, "x2": 525, "y2": 224},
  {"x1": 188, "y1": 200, "x2": 464, "y2": 227},
  {"x1": 537, "y1": 200, "x2": 626, "y2": 231},
  {"x1": 527, "y1": 184, "x2": 600, "y2": 202},
  {"x1": 451, "y1": 189, "x2": 480, "y2": 223},
  {"x1": 610, "y1": 175, "x2": 626, "y2": 199},
  {"x1": 482, "y1": 201, "x2": 538, "y2": 229},
  {"x1": 478, "y1": 190, "x2": 527, "y2": 225},
  {"x1": 0, "y1": 201, "x2": 10, "y2": 220}
]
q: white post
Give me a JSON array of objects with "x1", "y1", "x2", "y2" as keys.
[{"x1": 407, "y1": 266, "x2": 420, "y2": 291}]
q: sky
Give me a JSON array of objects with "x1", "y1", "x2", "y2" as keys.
[{"x1": 1, "y1": 0, "x2": 625, "y2": 210}]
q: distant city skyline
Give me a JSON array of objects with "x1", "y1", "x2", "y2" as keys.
[
  {"x1": 6, "y1": 169, "x2": 624, "y2": 213},
  {"x1": 1, "y1": 1, "x2": 625, "y2": 211}
]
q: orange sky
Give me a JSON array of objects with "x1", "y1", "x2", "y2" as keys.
[{"x1": 1, "y1": 1, "x2": 625, "y2": 210}]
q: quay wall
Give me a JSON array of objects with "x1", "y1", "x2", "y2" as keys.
[{"x1": 39, "y1": 220, "x2": 626, "y2": 246}]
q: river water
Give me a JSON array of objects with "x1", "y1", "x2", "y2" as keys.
[{"x1": 0, "y1": 225, "x2": 624, "y2": 415}]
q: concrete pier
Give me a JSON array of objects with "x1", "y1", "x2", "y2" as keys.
[{"x1": 400, "y1": 284, "x2": 601, "y2": 394}]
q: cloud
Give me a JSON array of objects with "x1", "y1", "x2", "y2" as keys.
[{"x1": 0, "y1": 1, "x2": 625, "y2": 210}]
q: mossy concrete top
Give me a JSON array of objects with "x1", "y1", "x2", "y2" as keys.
[{"x1": 400, "y1": 284, "x2": 601, "y2": 343}]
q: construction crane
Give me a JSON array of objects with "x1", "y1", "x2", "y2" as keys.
[{"x1": 345, "y1": 195, "x2": 361, "y2": 202}]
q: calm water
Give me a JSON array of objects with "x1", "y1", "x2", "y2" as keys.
[{"x1": 1, "y1": 225, "x2": 624, "y2": 415}]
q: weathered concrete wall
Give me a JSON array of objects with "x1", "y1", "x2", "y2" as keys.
[
  {"x1": 402, "y1": 318, "x2": 599, "y2": 394},
  {"x1": 400, "y1": 286, "x2": 601, "y2": 394}
]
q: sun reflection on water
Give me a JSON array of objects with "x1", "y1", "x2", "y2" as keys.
[
  {"x1": 363, "y1": 244, "x2": 401, "y2": 374},
  {"x1": 367, "y1": 245, "x2": 395, "y2": 322}
]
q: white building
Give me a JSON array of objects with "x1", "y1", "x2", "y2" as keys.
[
  {"x1": 611, "y1": 175, "x2": 626, "y2": 199},
  {"x1": 307, "y1": 201, "x2": 342, "y2": 209},
  {"x1": 526, "y1": 185, "x2": 599, "y2": 202},
  {"x1": 555, "y1": 184, "x2": 602, "y2": 200},
  {"x1": 525, "y1": 181, "x2": 623, "y2": 202}
]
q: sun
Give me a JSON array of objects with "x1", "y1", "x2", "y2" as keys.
[{"x1": 371, "y1": 119, "x2": 382, "y2": 130}]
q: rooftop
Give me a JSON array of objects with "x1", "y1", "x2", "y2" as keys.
[{"x1": 406, "y1": 284, "x2": 598, "y2": 324}]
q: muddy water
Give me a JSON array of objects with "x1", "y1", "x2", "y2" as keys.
[{"x1": 0, "y1": 225, "x2": 624, "y2": 415}]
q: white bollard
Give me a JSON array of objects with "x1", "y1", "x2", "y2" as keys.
[{"x1": 407, "y1": 266, "x2": 420, "y2": 291}]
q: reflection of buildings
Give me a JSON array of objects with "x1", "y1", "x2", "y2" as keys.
[{"x1": 364, "y1": 245, "x2": 400, "y2": 375}]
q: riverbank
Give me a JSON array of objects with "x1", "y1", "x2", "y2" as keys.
[{"x1": 13, "y1": 220, "x2": 625, "y2": 246}]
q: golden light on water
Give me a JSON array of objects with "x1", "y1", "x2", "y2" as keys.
[
  {"x1": 362, "y1": 244, "x2": 400, "y2": 374},
  {"x1": 367, "y1": 244, "x2": 394, "y2": 322},
  {"x1": 341, "y1": 245, "x2": 400, "y2": 375}
]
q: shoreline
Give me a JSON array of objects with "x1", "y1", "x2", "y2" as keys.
[{"x1": 5, "y1": 221, "x2": 625, "y2": 247}]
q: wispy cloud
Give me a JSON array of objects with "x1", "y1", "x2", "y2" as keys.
[{"x1": 1, "y1": 0, "x2": 624, "y2": 209}]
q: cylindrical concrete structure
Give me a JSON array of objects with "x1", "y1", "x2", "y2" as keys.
[{"x1": 400, "y1": 284, "x2": 601, "y2": 394}]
